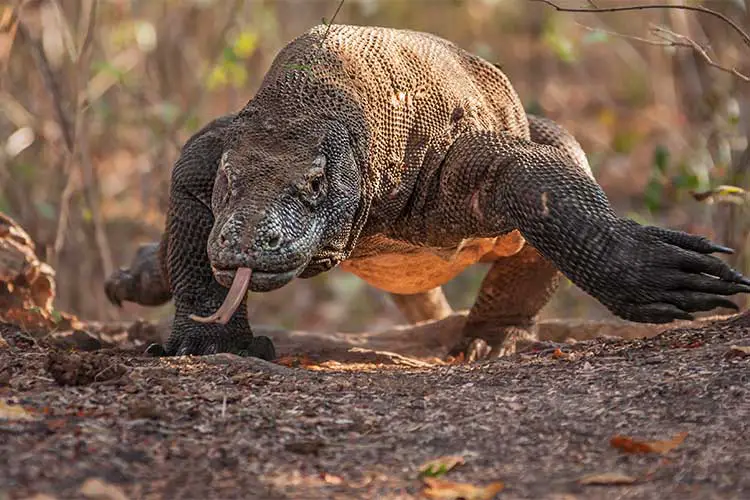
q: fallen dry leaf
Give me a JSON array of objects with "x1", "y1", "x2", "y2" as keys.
[
  {"x1": 0, "y1": 400, "x2": 38, "y2": 421},
  {"x1": 729, "y1": 345, "x2": 750, "y2": 356},
  {"x1": 610, "y1": 432, "x2": 687, "y2": 454},
  {"x1": 579, "y1": 472, "x2": 638, "y2": 485},
  {"x1": 320, "y1": 473, "x2": 343, "y2": 485},
  {"x1": 79, "y1": 478, "x2": 130, "y2": 500},
  {"x1": 419, "y1": 455, "x2": 466, "y2": 477},
  {"x1": 445, "y1": 352, "x2": 465, "y2": 364},
  {"x1": 275, "y1": 355, "x2": 315, "y2": 368},
  {"x1": 551, "y1": 348, "x2": 569, "y2": 359},
  {"x1": 422, "y1": 477, "x2": 504, "y2": 500}
]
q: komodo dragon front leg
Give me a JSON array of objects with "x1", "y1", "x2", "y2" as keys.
[
  {"x1": 389, "y1": 116, "x2": 588, "y2": 358},
  {"x1": 397, "y1": 126, "x2": 750, "y2": 359},
  {"x1": 451, "y1": 117, "x2": 593, "y2": 358},
  {"x1": 106, "y1": 115, "x2": 275, "y2": 359}
]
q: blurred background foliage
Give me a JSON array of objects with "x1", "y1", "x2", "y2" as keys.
[{"x1": 1, "y1": 0, "x2": 749, "y2": 332}]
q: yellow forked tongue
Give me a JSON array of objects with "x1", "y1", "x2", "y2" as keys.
[{"x1": 189, "y1": 267, "x2": 252, "y2": 325}]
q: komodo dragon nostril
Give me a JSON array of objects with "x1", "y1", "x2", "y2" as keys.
[
  {"x1": 219, "y1": 232, "x2": 230, "y2": 248},
  {"x1": 266, "y1": 232, "x2": 282, "y2": 250}
]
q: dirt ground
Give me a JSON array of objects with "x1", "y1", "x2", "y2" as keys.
[{"x1": 1, "y1": 312, "x2": 749, "y2": 500}]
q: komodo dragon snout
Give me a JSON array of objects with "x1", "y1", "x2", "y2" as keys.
[{"x1": 206, "y1": 117, "x2": 362, "y2": 298}]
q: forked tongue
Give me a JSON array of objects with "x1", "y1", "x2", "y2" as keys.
[{"x1": 189, "y1": 267, "x2": 252, "y2": 325}]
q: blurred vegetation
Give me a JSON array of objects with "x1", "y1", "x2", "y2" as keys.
[{"x1": 1, "y1": 0, "x2": 749, "y2": 332}]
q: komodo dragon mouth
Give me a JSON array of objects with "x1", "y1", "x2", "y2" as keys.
[{"x1": 189, "y1": 267, "x2": 252, "y2": 324}]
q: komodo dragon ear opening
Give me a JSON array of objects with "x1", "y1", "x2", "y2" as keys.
[{"x1": 189, "y1": 267, "x2": 252, "y2": 324}]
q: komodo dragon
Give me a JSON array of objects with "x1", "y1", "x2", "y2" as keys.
[{"x1": 105, "y1": 24, "x2": 750, "y2": 361}]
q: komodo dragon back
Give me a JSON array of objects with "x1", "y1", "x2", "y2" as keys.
[{"x1": 245, "y1": 24, "x2": 531, "y2": 225}]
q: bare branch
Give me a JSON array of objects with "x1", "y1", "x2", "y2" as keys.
[
  {"x1": 650, "y1": 25, "x2": 750, "y2": 82},
  {"x1": 577, "y1": 23, "x2": 750, "y2": 83},
  {"x1": 17, "y1": 1, "x2": 112, "y2": 281},
  {"x1": 322, "y1": 0, "x2": 346, "y2": 45},
  {"x1": 15, "y1": 16, "x2": 74, "y2": 151},
  {"x1": 531, "y1": 0, "x2": 750, "y2": 49}
]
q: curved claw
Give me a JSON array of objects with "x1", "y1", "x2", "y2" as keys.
[
  {"x1": 145, "y1": 343, "x2": 166, "y2": 357},
  {"x1": 601, "y1": 222, "x2": 750, "y2": 324},
  {"x1": 709, "y1": 244, "x2": 734, "y2": 255}
]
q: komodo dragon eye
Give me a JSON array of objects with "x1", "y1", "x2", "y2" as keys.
[
  {"x1": 213, "y1": 152, "x2": 232, "y2": 210},
  {"x1": 300, "y1": 155, "x2": 327, "y2": 204}
]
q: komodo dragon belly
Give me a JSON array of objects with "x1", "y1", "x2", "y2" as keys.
[{"x1": 340, "y1": 231, "x2": 526, "y2": 294}]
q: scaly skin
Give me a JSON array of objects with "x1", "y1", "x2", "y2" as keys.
[{"x1": 105, "y1": 25, "x2": 750, "y2": 360}]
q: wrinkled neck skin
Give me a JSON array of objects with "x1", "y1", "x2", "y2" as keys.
[{"x1": 205, "y1": 109, "x2": 372, "y2": 293}]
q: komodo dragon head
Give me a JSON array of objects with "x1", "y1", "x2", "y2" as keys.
[{"x1": 206, "y1": 115, "x2": 362, "y2": 299}]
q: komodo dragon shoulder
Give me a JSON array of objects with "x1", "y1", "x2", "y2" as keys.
[{"x1": 105, "y1": 24, "x2": 750, "y2": 360}]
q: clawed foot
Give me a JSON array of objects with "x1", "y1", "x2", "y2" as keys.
[
  {"x1": 590, "y1": 222, "x2": 749, "y2": 322},
  {"x1": 104, "y1": 243, "x2": 172, "y2": 307},
  {"x1": 146, "y1": 314, "x2": 276, "y2": 360},
  {"x1": 448, "y1": 325, "x2": 538, "y2": 361},
  {"x1": 146, "y1": 334, "x2": 275, "y2": 359}
]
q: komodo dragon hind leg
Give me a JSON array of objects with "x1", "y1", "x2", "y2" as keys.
[
  {"x1": 105, "y1": 241, "x2": 172, "y2": 307},
  {"x1": 449, "y1": 245, "x2": 560, "y2": 360},
  {"x1": 447, "y1": 115, "x2": 581, "y2": 361},
  {"x1": 389, "y1": 287, "x2": 453, "y2": 324}
]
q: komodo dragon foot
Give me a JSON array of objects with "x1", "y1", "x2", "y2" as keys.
[
  {"x1": 447, "y1": 331, "x2": 571, "y2": 361},
  {"x1": 145, "y1": 317, "x2": 276, "y2": 360},
  {"x1": 104, "y1": 243, "x2": 275, "y2": 360},
  {"x1": 105, "y1": 243, "x2": 172, "y2": 307}
]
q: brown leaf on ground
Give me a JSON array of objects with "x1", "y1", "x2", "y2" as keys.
[
  {"x1": 610, "y1": 432, "x2": 688, "y2": 454},
  {"x1": 729, "y1": 345, "x2": 750, "y2": 356},
  {"x1": 321, "y1": 473, "x2": 343, "y2": 485},
  {"x1": 418, "y1": 455, "x2": 466, "y2": 478},
  {"x1": 0, "y1": 400, "x2": 38, "y2": 421},
  {"x1": 79, "y1": 478, "x2": 130, "y2": 500},
  {"x1": 552, "y1": 348, "x2": 569, "y2": 359},
  {"x1": 275, "y1": 355, "x2": 314, "y2": 368},
  {"x1": 445, "y1": 352, "x2": 465, "y2": 364},
  {"x1": 579, "y1": 472, "x2": 638, "y2": 485},
  {"x1": 422, "y1": 477, "x2": 504, "y2": 500}
]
